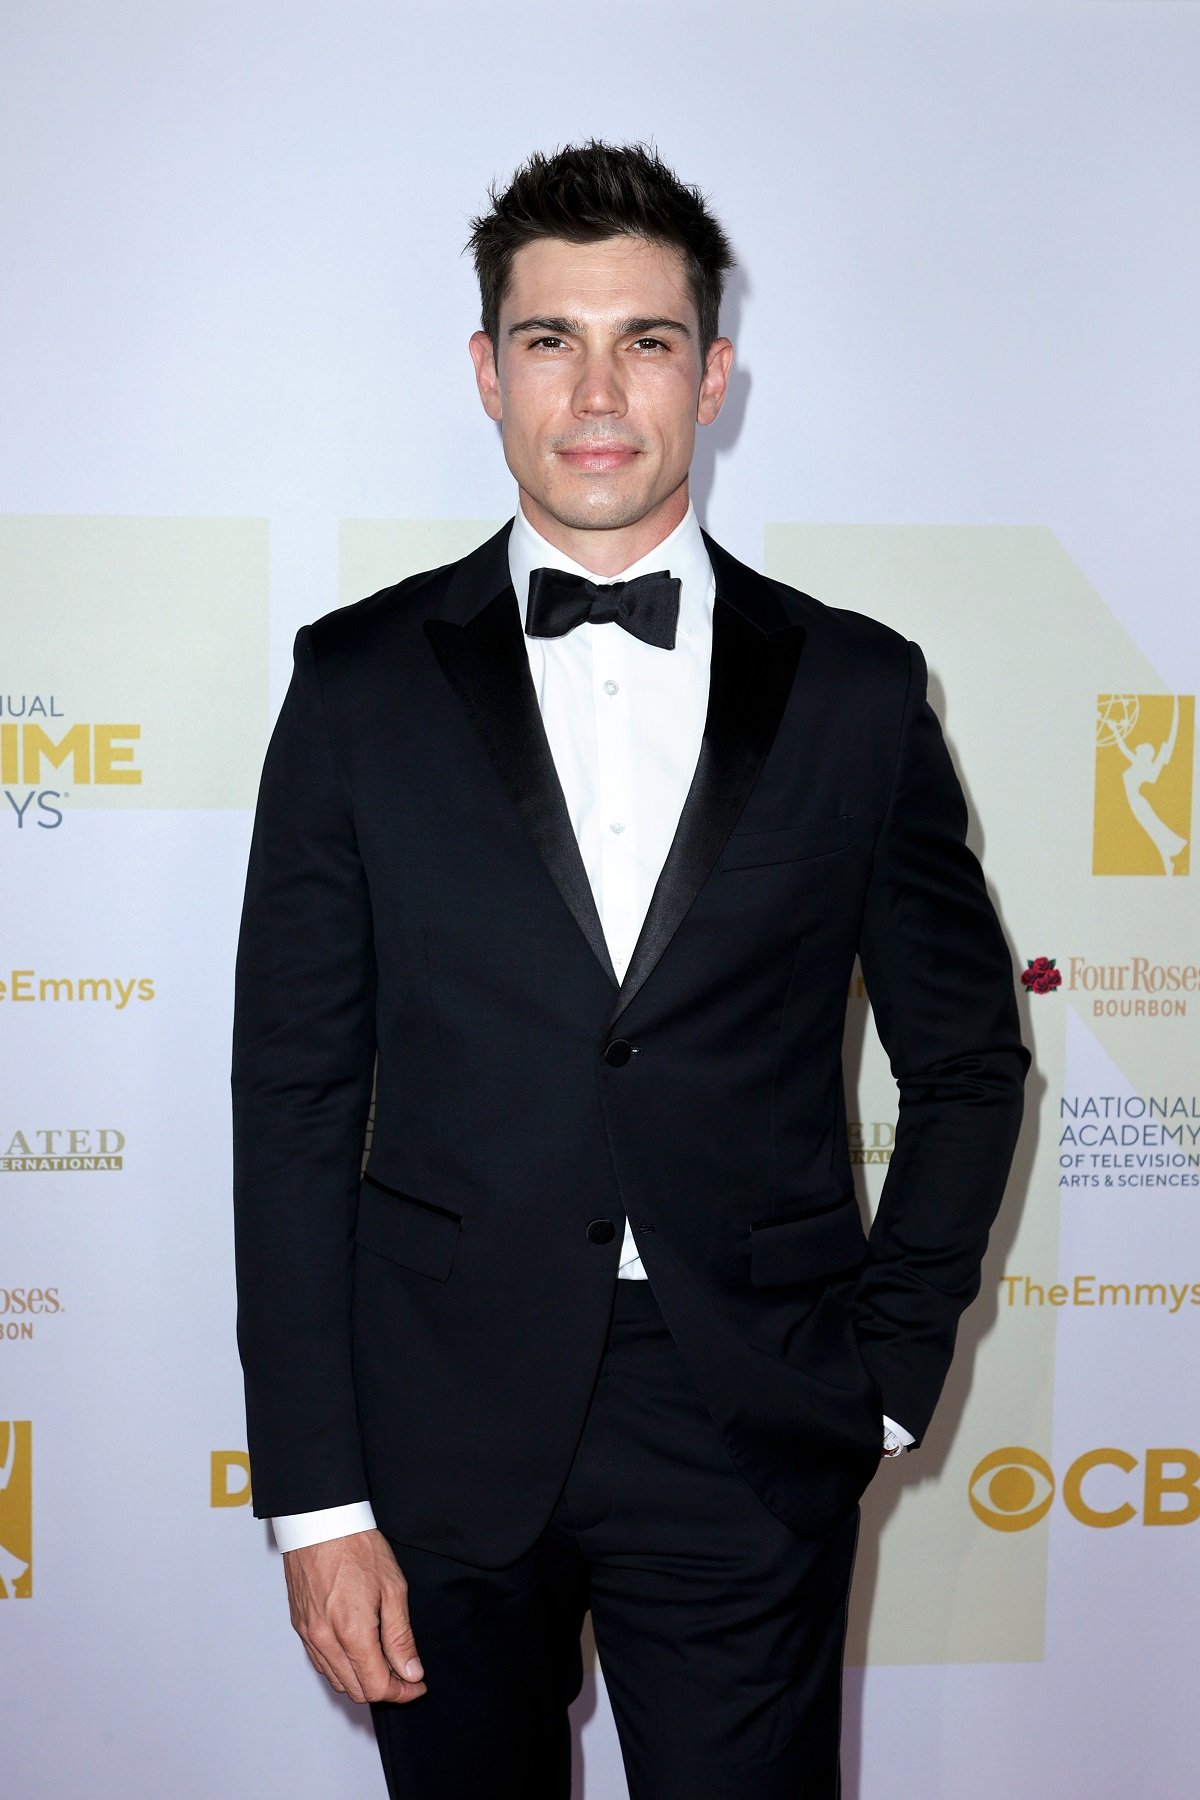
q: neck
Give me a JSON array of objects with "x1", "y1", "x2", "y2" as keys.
[{"x1": 518, "y1": 483, "x2": 690, "y2": 577}]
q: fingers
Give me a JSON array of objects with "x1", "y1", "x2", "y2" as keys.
[
  {"x1": 319, "y1": 1624, "x2": 424, "y2": 1705},
  {"x1": 379, "y1": 1570, "x2": 425, "y2": 1686},
  {"x1": 304, "y1": 1606, "x2": 426, "y2": 1706},
  {"x1": 335, "y1": 1571, "x2": 424, "y2": 1704},
  {"x1": 344, "y1": 1636, "x2": 426, "y2": 1707},
  {"x1": 302, "y1": 1637, "x2": 347, "y2": 1694},
  {"x1": 283, "y1": 1531, "x2": 428, "y2": 1706}
]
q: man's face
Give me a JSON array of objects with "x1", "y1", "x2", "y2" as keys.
[{"x1": 469, "y1": 235, "x2": 732, "y2": 562}]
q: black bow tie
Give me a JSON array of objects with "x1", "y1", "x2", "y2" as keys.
[{"x1": 525, "y1": 566, "x2": 681, "y2": 651}]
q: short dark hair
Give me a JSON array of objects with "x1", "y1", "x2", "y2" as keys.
[{"x1": 468, "y1": 141, "x2": 734, "y2": 354}]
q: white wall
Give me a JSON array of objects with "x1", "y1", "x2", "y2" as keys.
[{"x1": 3, "y1": 3, "x2": 1197, "y2": 1794}]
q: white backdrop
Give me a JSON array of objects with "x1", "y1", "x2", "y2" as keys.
[{"x1": 3, "y1": 3, "x2": 1198, "y2": 1794}]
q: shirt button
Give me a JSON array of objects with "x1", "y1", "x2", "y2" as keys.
[
  {"x1": 603, "y1": 679, "x2": 620, "y2": 695},
  {"x1": 609, "y1": 822, "x2": 625, "y2": 835}
]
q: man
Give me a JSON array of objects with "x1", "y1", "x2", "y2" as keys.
[{"x1": 232, "y1": 142, "x2": 1027, "y2": 1799}]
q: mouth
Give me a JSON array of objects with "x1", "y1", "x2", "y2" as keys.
[{"x1": 554, "y1": 445, "x2": 640, "y2": 473}]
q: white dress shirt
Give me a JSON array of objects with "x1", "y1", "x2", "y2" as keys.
[
  {"x1": 511, "y1": 499, "x2": 714, "y2": 1281},
  {"x1": 271, "y1": 504, "x2": 908, "y2": 1553}
]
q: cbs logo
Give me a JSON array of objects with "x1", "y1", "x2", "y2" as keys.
[{"x1": 969, "y1": 1446, "x2": 1200, "y2": 1530}]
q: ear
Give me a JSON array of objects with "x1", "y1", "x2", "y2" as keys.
[
  {"x1": 469, "y1": 330, "x2": 503, "y2": 422},
  {"x1": 696, "y1": 337, "x2": 734, "y2": 427}
]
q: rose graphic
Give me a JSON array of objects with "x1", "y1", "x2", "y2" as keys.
[{"x1": 1021, "y1": 956, "x2": 1062, "y2": 996}]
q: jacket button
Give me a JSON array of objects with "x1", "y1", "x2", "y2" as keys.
[
  {"x1": 604, "y1": 1039, "x2": 633, "y2": 1066},
  {"x1": 586, "y1": 1219, "x2": 616, "y2": 1244}
]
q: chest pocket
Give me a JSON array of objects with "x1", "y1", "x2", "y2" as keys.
[{"x1": 721, "y1": 814, "x2": 852, "y2": 871}]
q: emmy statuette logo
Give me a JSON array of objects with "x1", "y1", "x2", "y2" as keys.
[
  {"x1": 1093, "y1": 694, "x2": 1194, "y2": 876},
  {"x1": 0, "y1": 1421, "x2": 32, "y2": 1598}
]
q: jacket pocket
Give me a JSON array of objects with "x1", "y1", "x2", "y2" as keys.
[
  {"x1": 356, "y1": 1173, "x2": 462, "y2": 1282},
  {"x1": 721, "y1": 815, "x2": 852, "y2": 871},
  {"x1": 749, "y1": 1194, "x2": 867, "y2": 1287}
]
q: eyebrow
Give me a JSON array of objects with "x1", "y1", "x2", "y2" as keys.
[{"x1": 507, "y1": 315, "x2": 693, "y2": 340}]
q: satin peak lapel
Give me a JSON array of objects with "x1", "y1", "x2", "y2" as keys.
[
  {"x1": 608, "y1": 569, "x2": 805, "y2": 1030},
  {"x1": 425, "y1": 591, "x2": 618, "y2": 986}
]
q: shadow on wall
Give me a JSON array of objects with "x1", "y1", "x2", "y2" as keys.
[
  {"x1": 837, "y1": 667, "x2": 1043, "y2": 1799},
  {"x1": 688, "y1": 263, "x2": 751, "y2": 524},
  {"x1": 569, "y1": 1614, "x2": 600, "y2": 1796}
]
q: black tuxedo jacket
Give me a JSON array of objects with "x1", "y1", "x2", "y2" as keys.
[{"x1": 232, "y1": 522, "x2": 1027, "y2": 1566}]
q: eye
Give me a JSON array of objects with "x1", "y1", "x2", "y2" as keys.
[
  {"x1": 968, "y1": 1447, "x2": 1055, "y2": 1531},
  {"x1": 632, "y1": 337, "x2": 668, "y2": 352},
  {"x1": 529, "y1": 336, "x2": 567, "y2": 352}
]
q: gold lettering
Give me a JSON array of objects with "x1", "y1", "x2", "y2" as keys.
[
  {"x1": 210, "y1": 1451, "x2": 252, "y2": 1508},
  {"x1": 0, "y1": 722, "x2": 18, "y2": 783},
  {"x1": 1143, "y1": 1450, "x2": 1200, "y2": 1526},
  {"x1": 1063, "y1": 1448, "x2": 1137, "y2": 1528},
  {"x1": 22, "y1": 723, "x2": 90, "y2": 784},
  {"x1": 93, "y1": 724, "x2": 141, "y2": 785}
]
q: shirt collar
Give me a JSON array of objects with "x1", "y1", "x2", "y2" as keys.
[{"x1": 508, "y1": 500, "x2": 713, "y2": 638}]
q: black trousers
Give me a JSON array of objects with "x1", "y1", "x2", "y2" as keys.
[{"x1": 372, "y1": 1279, "x2": 859, "y2": 1800}]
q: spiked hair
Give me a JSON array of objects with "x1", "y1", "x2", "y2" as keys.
[{"x1": 468, "y1": 140, "x2": 734, "y2": 353}]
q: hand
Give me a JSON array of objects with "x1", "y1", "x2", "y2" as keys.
[
  {"x1": 881, "y1": 1418, "x2": 913, "y2": 1460},
  {"x1": 283, "y1": 1529, "x2": 427, "y2": 1705}
]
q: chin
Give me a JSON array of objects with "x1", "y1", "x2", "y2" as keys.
[{"x1": 579, "y1": 483, "x2": 664, "y2": 527}]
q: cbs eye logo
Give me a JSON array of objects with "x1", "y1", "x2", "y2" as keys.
[
  {"x1": 969, "y1": 1448, "x2": 1055, "y2": 1530},
  {"x1": 969, "y1": 1446, "x2": 1200, "y2": 1530}
]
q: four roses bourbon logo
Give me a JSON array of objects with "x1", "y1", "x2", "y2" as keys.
[{"x1": 1022, "y1": 956, "x2": 1063, "y2": 996}]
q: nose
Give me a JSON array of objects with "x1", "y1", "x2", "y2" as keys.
[{"x1": 571, "y1": 349, "x2": 626, "y2": 419}]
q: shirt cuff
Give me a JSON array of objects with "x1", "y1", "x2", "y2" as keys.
[
  {"x1": 271, "y1": 1501, "x2": 378, "y2": 1552},
  {"x1": 881, "y1": 1416, "x2": 915, "y2": 1457}
]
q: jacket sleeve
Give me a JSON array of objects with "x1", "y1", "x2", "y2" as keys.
[
  {"x1": 231, "y1": 626, "x2": 377, "y2": 1517},
  {"x1": 852, "y1": 640, "x2": 1028, "y2": 1442}
]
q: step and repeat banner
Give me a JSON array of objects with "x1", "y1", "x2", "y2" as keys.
[{"x1": 4, "y1": 4, "x2": 1197, "y2": 1795}]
